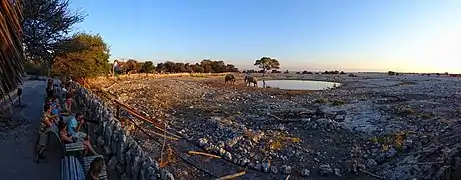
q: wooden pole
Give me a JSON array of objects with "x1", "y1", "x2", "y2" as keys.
[
  {"x1": 116, "y1": 104, "x2": 120, "y2": 119},
  {"x1": 215, "y1": 171, "x2": 246, "y2": 180},
  {"x1": 95, "y1": 88, "x2": 182, "y2": 139},
  {"x1": 188, "y1": 151, "x2": 221, "y2": 158}
]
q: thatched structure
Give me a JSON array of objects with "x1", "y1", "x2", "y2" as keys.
[{"x1": 0, "y1": 0, "x2": 25, "y2": 97}]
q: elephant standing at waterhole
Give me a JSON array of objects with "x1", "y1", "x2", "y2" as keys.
[
  {"x1": 225, "y1": 74, "x2": 236, "y2": 84},
  {"x1": 244, "y1": 75, "x2": 258, "y2": 87}
]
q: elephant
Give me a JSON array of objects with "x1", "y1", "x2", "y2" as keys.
[
  {"x1": 244, "y1": 75, "x2": 258, "y2": 87},
  {"x1": 225, "y1": 74, "x2": 236, "y2": 84}
]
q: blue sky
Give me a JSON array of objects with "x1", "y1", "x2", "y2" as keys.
[{"x1": 70, "y1": 0, "x2": 461, "y2": 73}]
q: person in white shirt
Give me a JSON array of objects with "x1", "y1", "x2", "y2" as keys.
[{"x1": 113, "y1": 60, "x2": 120, "y2": 79}]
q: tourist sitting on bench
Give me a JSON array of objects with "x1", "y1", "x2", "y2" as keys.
[
  {"x1": 45, "y1": 82, "x2": 54, "y2": 100},
  {"x1": 68, "y1": 113, "x2": 93, "y2": 142},
  {"x1": 51, "y1": 96, "x2": 60, "y2": 112},
  {"x1": 59, "y1": 121, "x2": 97, "y2": 156},
  {"x1": 44, "y1": 98, "x2": 59, "y2": 121},
  {"x1": 72, "y1": 112, "x2": 99, "y2": 128},
  {"x1": 36, "y1": 104, "x2": 53, "y2": 162},
  {"x1": 47, "y1": 96, "x2": 65, "y2": 122},
  {"x1": 63, "y1": 92, "x2": 73, "y2": 113}
]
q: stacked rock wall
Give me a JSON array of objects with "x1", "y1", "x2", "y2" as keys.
[{"x1": 73, "y1": 83, "x2": 174, "y2": 180}]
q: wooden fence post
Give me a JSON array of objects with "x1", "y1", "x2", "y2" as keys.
[{"x1": 116, "y1": 105, "x2": 120, "y2": 119}]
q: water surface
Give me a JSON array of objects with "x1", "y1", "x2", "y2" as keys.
[{"x1": 257, "y1": 80, "x2": 340, "y2": 90}]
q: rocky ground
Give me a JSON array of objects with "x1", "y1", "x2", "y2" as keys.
[{"x1": 90, "y1": 73, "x2": 461, "y2": 180}]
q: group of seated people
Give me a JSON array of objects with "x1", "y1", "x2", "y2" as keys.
[
  {"x1": 45, "y1": 79, "x2": 73, "y2": 114},
  {"x1": 37, "y1": 78, "x2": 105, "y2": 179},
  {"x1": 36, "y1": 78, "x2": 97, "y2": 162}
]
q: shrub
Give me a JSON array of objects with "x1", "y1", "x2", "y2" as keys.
[
  {"x1": 348, "y1": 73, "x2": 357, "y2": 77},
  {"x1": 420, "y1": 113, "x2": 435, "y2": 119},
  {"x1": 190, "y1": 73, "x2": 207, "y2": 77},
  {"x1": 314, "y1": 98, "x2": 328, "y2": 104},
  {"x1": 398, "y1": 107, "x2": 415, "y2": 116},
  {"x1": 331, "y1": 100, "x2": 345, "y2": 106},
  {"x1": 397, "y1": 81, "x2": 416, "y2": 86}
]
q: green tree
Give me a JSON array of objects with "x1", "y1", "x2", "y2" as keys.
[
  {"x1": 136, "y1": 62, "x2": 144, "y2": 72},
  {"x1": 184, "y1": 63, "x2": 193, "y2": 73},
  {"x1": 225, "y1": 64, "x2": 238, "y2": 72},
  {"x1": 200, "y1": 59, "x2": 213, "y2": 73},
  {"x1": 156, "y1": 62, "x2": 165, "y2": 73},
  {"x1": 141, "y1": 61, "x2": 155, "y2": 73},
  {"x1": 163, "y1": 61, "x2": 175, "y2": 73},
  {"x1": 193, "y1": 64, "x2": 204, "y2": 73},
  {"x1": 254, "y1": 57, "x2": 280, "y2": 74},
  {"x1": 174, "y1": 63, "x2": 186, "y2": 73},
  {"x1": 124, "y1": 59, "x2": 138, "y2": 73},
  {"x1": 51, "y1": 33, "x2": 110, "y2": 81},
  {"x1": 211, "y1": 60, "x2": 226, "y2": 73},
  {"x1": 22, "y1": 0, "x2": 85, "y2": 74},
  {"x1": 151, "y1": 60, "x2": 238, "y2": 73}
]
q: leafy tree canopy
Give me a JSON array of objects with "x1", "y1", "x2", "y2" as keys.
[
  {"x1": 141, "y1": 61, "x2": 155, "y2": 73},
  {"x1": 51, "y1": 33, "x2": 110, "y2": 81},
  {"x1": 254, "y1": 57, "x2": 280, "y2": 73},
  {"x1": 22, "y1": 0, "x2": 85, "y2": 69}
]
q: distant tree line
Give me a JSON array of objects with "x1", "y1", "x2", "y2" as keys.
[
  {"x1": 242, "y1": 69, "x2": 282, "y2": 73},
  {"x1": 292, "y1": 70, "x2": 346, "y2": 75},
  {"x1": 112, "y1": 59, "x2": 239, "y2": 74}
]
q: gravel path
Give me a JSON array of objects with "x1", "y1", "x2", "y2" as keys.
[{"x1": 0, "y1": 80, "x2": 61, "y2": 180}]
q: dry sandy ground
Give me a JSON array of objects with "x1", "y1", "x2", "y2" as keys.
[{"x1": 90, "y1": 73, "x2": 461, "y2": 180}]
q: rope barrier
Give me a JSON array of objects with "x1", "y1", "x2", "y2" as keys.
[{"x1": 84, "y1": 86, "x2": 219, "y2": 178}]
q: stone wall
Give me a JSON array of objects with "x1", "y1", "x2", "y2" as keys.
[{"x1": 73, "y1": 83, "x2": 175, "y2": 180}]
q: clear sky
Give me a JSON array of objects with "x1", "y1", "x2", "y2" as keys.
[{"x1": 70, "y1": 0, "x2": 461, "y2": 73}]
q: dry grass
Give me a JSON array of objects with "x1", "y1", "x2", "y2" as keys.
[
  {"x1": 331, "y1": 100, "x2": 345, "y2": 106},
  {"x1": 266, "y1": 132, "x2": 302, "y2": 151},
  {"x1": 371, "y1": 131, "x2": 409, "y2": 152},
  {"x1": 397, "y1": 81, "x2": 417, "y2": 86},
  {"x1": 158, "y1": 145, "x2": 176, "y2": 168},
  {"x1": 398, "y1": 107, "x2": 416, "y2": 116},
  {"x1": 243, "y1": 129, "x2": 264, "y2": 143},
  {"x1": 314, "y1": 98, "x2": 329, "y2": 104},
  {"x1": 420, "y1": 113, "x2": 435, "y2": 119}
]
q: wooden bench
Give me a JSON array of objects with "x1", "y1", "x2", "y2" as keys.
[
  {"x1": 83, "y1": 155, "x2": 108, "y2": 180},
  {"x1": 49, "y1": 123, "x2": 85, "y2": 155},
  {"x1": 61, "y1": 156, "x2": 85, "y2": 180}
]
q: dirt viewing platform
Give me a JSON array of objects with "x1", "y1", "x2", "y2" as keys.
[{"x1": 86, "y1": 72, "x2": 461, "y2": 180}]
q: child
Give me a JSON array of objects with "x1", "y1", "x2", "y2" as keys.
[
  {"x1": 58, "y1": 121, "x2": 97, "y2": 156},
  {"x1": 63, "y1": 92, "x2": 72, "y2": 113},
  {"x1": 86, "y1": 157, "x2": 104, "y2": 180},
  {"x1": 36, "y1": 104, "x2": 53, "y2": 163}
]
